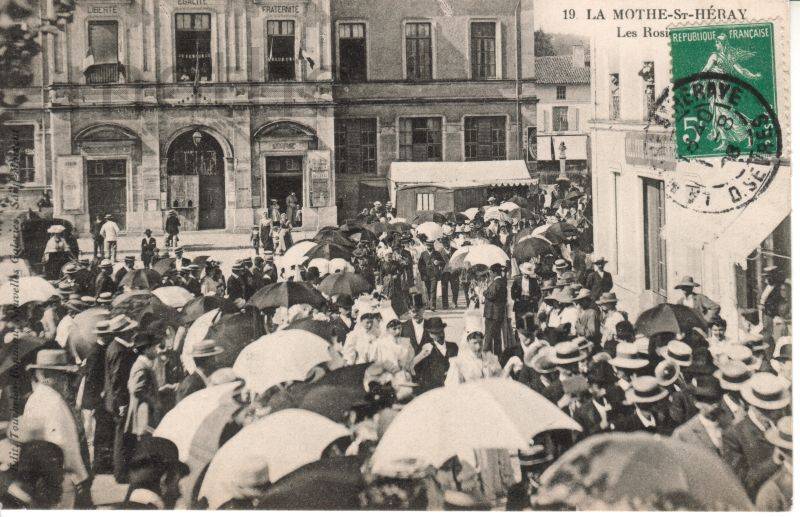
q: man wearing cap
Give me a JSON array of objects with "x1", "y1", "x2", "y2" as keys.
[
  {"x1": 102, "y1": 315, "x2": 140, "y2": 483},
  {"x1": 226, "y1": 263, "x2": 246, "y2": 302},
  {"x1": 0, "y1": 440, "x2": 66, "y2": 509},
  {"x1": 100, "y1": 214, "x2": 120, "y2": 263},
  {"x1": 412, "y1": 317, "x2": 457, "y2": 393},
  {"x1": 113, "y1": 437, "x2": 189, "y2": 509},
  {"x1": 176, "y1": 339, "x2": 224, "y2": 403},
  {"x1": 715, "y1": 360, "x2": 750, "y2": 425},
  {"x1": 672, "y1": 376, "x2": 726, "y2": 454},
  {"x1": 511, "y1": 262, "x2": 541, "y2": 328},
  {"x1": 20, "y1": 349, "x2": 92, "y2": 508},
  {"x1": 755, "y1": 416, "x2": 792, "y2": 511},
  {"x1": 164, "y1": 210, "x2": 180, "y2": 248},
  {"x1": 722, "y1": 372, "x2": 790, "y2": 498},
  {"x1": 94, "y1": 259, "x2": 116, "y2": 298},
  {"x1": 114, "y1": 256, "x2": 136, "y2": 286},
  {"x1": 674, "y1": 275, "x2": 721, "y2": 323},
  {"x1": 582, "y1": 256, "x2": 613, "y2": 301},
  {"x1": 174, "y1": 246, "x2": 190, "y2": 272}
]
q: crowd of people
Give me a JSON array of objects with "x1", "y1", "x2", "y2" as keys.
[{"x1": 0, "y1": 179, "x2": 791, "y2": 510}]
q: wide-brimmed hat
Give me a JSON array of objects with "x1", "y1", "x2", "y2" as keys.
[
  {"x1": 572, "y1": 288, "x2": 592, "y2": 303},
  {"x1": 62, "y1": 262, "x2": 80, "y2": 275},
  {"x1": 518, "y1": 442, "x2": 553, "y2": 467},
  {"x1": 133, "y1": 332, "x2": 161, "y2": 352},
  {"x1": 551, "y1": 341, "x2": 587, "y2": 365},
  {"x1": 675, "y1": 276, "x2": 700, "y2": 289},
  {"x1": 424, "y1": 317, "x2": 447, "y2": 333},
  {"x1": 689, "y1": 375, "x2": 722, "y2": 404},
  {"x1": 519, "y1": 262, "x2": 536, "y2": 276},
  {"x1": 654, "y1": 360, "x2": 680, "y2": 387},
  {"x1": 129, "y1": 436, "x2": 190, "y2": 477},
  {"x1": 609, "y1": 342, "x2": 648, "y2": 370},
  {"x1": 592, "y1": 255, "x2": 608, "y2": 265},
  {"x1": 633, "y1": 336, "x2": 650, "y2": 360},
  {"x1": 596, "y1": 292, "x2": 618, "y2": 306},
  {"x1": 625, "y1": 376, "x2": 668, "y2": 405},
  {"x1": 765, "y1": 416, "x2": 792, "y2": 451},
  {"x1": 47, "y1": 224, "x2": 66, "y2": 234},
  {"x1": 99, "y1": 259, "x2": 113, "y2": 268},
  {"x1": 189, "y1": 339, "x2": 224, "y2": 358},
  {"x1": 713, "y1": 360, "x2": 752, "y2": 391},
  {"x1": 26, "y1": 349, "x2": 79, "y2": 373},
  {"x1": 96, "y1": 292, "x2": 113, "y2": 304},
  {"x1": 659, "y1": 340, "x2": 692, "y2": 367},
  {"x1": 80, "y1": 295, "x2": 96, "y2": 306},
  {"x1": 63, "y1": 299, "x2": 87, "y2": 313},
  {"x1": 741, "y1": 372, "x2": 791, "y2": 410},
  {"x1": 103, "y1": 314, "x2": 138, "y2": 335},
  {"x1": 724, "y1": 345, "x2": 758, "y2": 371},
  {"x1": 531, "y1": 348, "x2": 556, "y2": 374}
]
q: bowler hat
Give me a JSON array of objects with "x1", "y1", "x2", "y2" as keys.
[
  {"x1": 334, "y1": 294, "x2": 354, "y2": 310},
  {"x1": 713, "y1": 360, "x2": 752, "y2": 391},
  {"x1": 26, "y1": 349, "x2": 79, "y2": 373},
  {"x1": 587, "y1": 361, "x2": 616, "y2": 386},
  {"x1": 684, "y1": 347, "x2": 716, "y2": 376},
  {"x1": 104, "y1": 314, "x2": 139, "y2": 334},
  {"x1": 129, "y1": 436, "x2": 190, "y2": 477},
  {"x1": 124, "y1": 256, "x2": 135, "y2": 263},
  {"x1": 675, "y1": 276, "x2": 700, "y2": 289},
  {"x1": 592, "y1": 255, "x2": 608, "y2": 265},
  {"x1": 424, "y1": 317, "x2": 446, "y2": 332},
  {"x1": 133, "y1": 332, "x2": 160, "y2": 352},
  {"x1": 689, "y1": 375, "x2": 722, "y2": 403},
  {"x1": 741, "y1": 372, "x2": 791, "y2": 410}
]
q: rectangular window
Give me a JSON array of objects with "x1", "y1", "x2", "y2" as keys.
[
  {"x1": 399, "y1": 117, "x2": 442, "y2": 161},
  {"x1": 0, "y1": 125, "x2": 35, "y2": 184},
  {"x1": 416, "y1": 193, "x2": 434, "y2": 211},
  {"x1": 86, "y1": 21, "x2": 120, "y2": 84},
  {"x1": 267, "y1": 20, "x2": 295, "y2": 81},
  {"x1": 175, "y1": 13, "x2": 212, "y2": 82},
  {"x1": 643, "y1": 178, "x2": 667, "y2": 295},
  {"x1": 464, "y1": 116, "x2": 506, "y2": 161},
  {"x1": 552, "y1": 106, "x2": 569, "y2": 132},
  {"x1": 338, "y1": 23, "x2": 366, "y2": 83},
  {"x1": 556, "y1": 85, "x2": 567, "y2": 100},
  {"x1": 334, "y1": 118, "x2": 377, "y2": 175},
  {"x1": 405, "y1": 22, "x2": 432, "y2": 80},
  {"x1": 609, "y1": 73, "x2": 620, "y2": 120},
  {"x1": 641, "y1": 61, "x2": 656, "y2": 119},
  {"x1": 470, "y1": 22, "x2": 496, "y2": 79}
]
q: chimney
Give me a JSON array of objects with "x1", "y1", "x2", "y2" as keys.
[{"x1": 572, "y1": 44, "x2": 586, "y2": 68}]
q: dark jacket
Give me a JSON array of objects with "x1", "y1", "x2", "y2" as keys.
[
  {"x1": 226, "y1": 274, "x2": 245, "y2": 301},
  {"x1": 79, "y1": 342, "x2": 107, "y2": 410},
  {"x1": 400, "y1": 319, "x2": 432, "y2": 354},
  {"x1": 722, "y1": 415, "x2": 780, "y2": 499},
  {"x1": 483, "y1": 276, "x2": 507, "y2": 320},
  {"x1": 165, "y1": 215, "x2": 180, "y2": 235},
  {"x1": 413, "y1": 341, "x2": 457, "y2": 394},
  {"x1": 113, "y1": 266, "x2": 132, "y2": 287},
  {"x1": 583, "y1": 270, "x2": 614, "y2": 301},
  {"x1": 95, "y1": 271, "x2": 116, "y2": 297},
  {"x1": 103, "y1": 340, "x2": 137, "y2": 413},
  {"x1": 418, "y1": 250, "x2": 444, "y2": 282},
  {"x1": 175, "y1": 371, "x2": 208, "y2": 404},
  {"x1": 510, "y1": 275, "x2": 541, "y2": 314}
]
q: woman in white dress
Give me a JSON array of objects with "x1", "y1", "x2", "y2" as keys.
[
  {"x1": 372, "y1": 318, "x2": 415, "y2": 374},
  {"x1": 444, "y1": 329, "x2": 502, "y2": 386}
]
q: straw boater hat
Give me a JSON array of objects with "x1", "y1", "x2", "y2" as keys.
[
  {"x1": 674, "y1": 276, "x2": 700, "y2": 290},
  {"x1": 26, "y1": 349, "x2": 79, "y2": 374},
  {"x1": 625, "y1": 376, "x2": 668, "y2": 405},
  {"x1": 741, "y1": 372, "x2": 791, "y2": 411},
  {"x1": 47, "y1": 224, "x2": 66, "y2": 234},
  {"x1": 99, "y1": 314, "x2": 139, "y2": 336},
  {"x1": 659, "y1": 340, "x2": 692, "y2": 367},
  {"x1": 531, "y1": 347, "x2": 557, "y2": 374},
  {"x1": 553, "y1": 259, "x2": 569, "y2": 271},
  {"x1": 713, "y1": 360, "x2": 752, "y2": 392},
  {"x1": 596, "y1": 292, "x2": 618, "y2": 306},
  {"x1": 96, "y1": 292, "x2": 113, "y2": 305},
  {"x1": 771, "y1": 336, "x2": 792, "y2": 373},
  {"x1": 189, "y1": 339, "x2": 224, "y2": 358},
  {"x1": 99, "y1": 259, "x2": 113, "y2": 269},
  {"x1": 654, "y1": 360, "x2": 680, "y2": 387},
  {"x1": 592, "y1": 255, "x2": 608, "y2": 265},
  {"x1": 765, "y1": 416, "x2": 792, "y2": 451},
  {"x1": 609, "y1": 342, "x2": 649, "y2": 370},
  {"x1": 571, "y1": 288, "x2": 592, "y2": 303},
  {"x1": 551, "y1": 341, "x2": 587, "y2": 366},
  {"x1": 724, "y1": 345, "x2": 758, "y2": 371},
  {"x1": 633, "y1": 335, "x2": 650, "y2": 360}
]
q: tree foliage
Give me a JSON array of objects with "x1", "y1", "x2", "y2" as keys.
[{"x1": 534, "y1": 30, "x2": 556, "y2": 57}]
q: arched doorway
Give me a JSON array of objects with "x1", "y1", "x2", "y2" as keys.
[{"x1": 166, "y1": 130, "x2": 225, "y2": 230}]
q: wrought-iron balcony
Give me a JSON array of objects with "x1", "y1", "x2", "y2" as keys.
[{"x1": 84, "y1": 63, "x2": 125, "y2": 85}]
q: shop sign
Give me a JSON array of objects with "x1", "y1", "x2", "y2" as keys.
[
  {"x1": 87, "y1": 4, "x2": 120, "y2": 15},
  {"x1": 263, "y1": 140, "x2": 309, "y2": 152},
  {"x1": 306, "y1": 150, "x2": 331, "y2": 208},
  {"x1": 625, "y1": 131, "x2": 676, "y2": 171},
  {"x1": 57, "y1": 155, "x2": 84, "y2": 212}
]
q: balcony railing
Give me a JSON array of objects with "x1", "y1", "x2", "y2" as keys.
[{"x1": 85, "y1": 63, "x2": 125, "y2": 85}]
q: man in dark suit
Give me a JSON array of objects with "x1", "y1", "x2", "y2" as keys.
[
  {"x1": 112, "y1": 437, "x2": 189, "y2": 510},
  {"x1": 400, "y1": 294, "x2": 431, "y2": 354},
  {"x1": 510, "y1": 262, "x2": 541, "y2": 327},
  {"x1": 173, "y1": 246, "x2": 191, "y2": 271},
  {"x1": 672, "y1": 375, "x2": 725, "y2": 455},
  {"x1": 574, "y1": 361, "x2": 624, "y2": 438},
  {"x1": 722, "y1": 373, "x2": 789, "y2": 499},
  {"x1": 412, "y1": 317, "x2": 457, "y2": 393},
  {"x1": 79, "y1": 319, "x2": 114, "y2": 473},
  {"x1": 582, "y1": 255, "x2": 613, "y2": 301},
  {"x1": 102, "y1": 315, "x2": 139, "y2": 483},
  {"x1": 94, "y1": 259, "x2": 116, "y2": 297},
  {"x1": 114, "y1": 256, "x2": 136, "y2": 287},
  {"x1": 175, "y1": 340, "x2": 224, "y2": 403},
  {"x1": 483, "y1": 263, "x2": 508, "y2": 355},
  {"x1": 418, "y1": 240, "x2": 444, "y2": 310},
  {"x1": 226, "y1": 264, "x2": 246, "y2": 301}
]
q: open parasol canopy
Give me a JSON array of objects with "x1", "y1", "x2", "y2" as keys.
[
  {"x1": 67, "y1": 306, "x2": 111, "y2": 360},
  {"x1": 199, "y1": 409, "x2": 351, "y2": 509},
  {"x1": 534, "y1": 432, "x2": 752, "y2": 510},
  {"x1": 296, "y1": 384, "x2": 367, "y2": 423},
  {"x1": 445, "y1": 246, "x2": 471, "y2": 272},
  {"x1": 498, "y1": 201, "x2": 521, "y2": 211},
  {"x1": 111, "y1": 291, "x2": 180, "y2": 327},
  {"x1": 248, "y1": 281, "x2": 326, "y2": 311},
  {"x1": 318, "y1": 272, "x2": 371, "y2": 298},
  {"x1": 305, "y1": 242, "x2": 352, "y2": 261},
  {"x1": 205, "y1": 309, "x2": 265, "y2": 368},
  {"x1": 462, "y1": 244, "x2": 509, "y2": 268},
  {"x1": 483, "y1": 208, "x2": 511, "y2": 223},
  {"x1": 257, "y1": 456, "x2": 365, "y2": 510},
  {"x1": 508, "y1": 207, "x2": 535, "y2": 222},
  {"x1": 181, "y1": 295, "x2": 238, "y2": 325},
  {"x1": 282, "y1": 240, "x2": 318, "y2": 267},
  {"x1": 634, "y1": 303, "x2": 708, "y2": 337},
  {"x1": 328, "y1": 257, "x2": 355, "y2": 274},
  {"x1": 371, "y1": 378, "x2": 581, "y2": 475},
  {"x1": 461, "y1": 207, "x2": 481, "y2": 221},
  {"x1": 535, "y1": 221, "x2": 579, "y2": 244},
  {"x1": 118, "y1": 269, "x2": 162, "y2": 290},
  {"x1": 507, "y1": 195, "x2": 530, "y2": 209},
  {"x1": 411, "y1": 211, "x2": 448, "y2": 225},
  {"x1": 233, "y1": 330, "x2": 333, "y2": 394},
  {"x1": 153, "y1": 286, "x2": 194, "y2": 309},
  {"x1": 317, "y1": 363, "x2": 372, "y2": 393},
  {"x1": 0, "y1": 276, "x2": 59, "y2": 306},
  {"x1": 313, "y1": 229, "x2": 356, "y2": 249},
  {"x1": 387, "y1": 221, "x2": 412, "y2": 233},
  {"x1": 415, "y1": 221, "x2": 443, "y2": 241},
  {"x1": 513, "y1": 236, "x2": 555, "y2": 262}
]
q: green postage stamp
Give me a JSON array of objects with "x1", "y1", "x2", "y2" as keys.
[{"x1": 668, "y1": 22, "x2": 778, "y2": 160}]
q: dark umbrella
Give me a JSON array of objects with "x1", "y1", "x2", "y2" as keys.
[
  {"x1": 257, "y1": 456, "x2": 365, "y2": 510},
  {"x1": 513, "y1": 226, "x2": 537, "y2": 246},
  {"x1": 0, "y1": 335, "x2": 51, "y2": 384},
  {"x1": 305, "y1": 242, "x2": 352, "y2": 261},
  {"x1": 318, "y1": 272, "x2": 371, "y2": 298},
  {"x1": 72, "y1": 268, "x2": 94, "y2": 291},
  {"x1": 634, "y1": 303, "x2": 708, "y2": 337},
  {"x1": 181, "y1": 295, "x2": 239, "y2": 325},
  {"x1": 387, "y1": 221, "x2": 412, "y2": 233},
  {"x1": 317, "y1": 363, "x2": 371, "y2": 393},
  {"x1": 111, "y1": 292, "x2": 180, "y2": 327},
  {"x1": 365, "y1": 222, "x2": 388, "y2": 236},
  {"x1": 296, "y1": 385, "x2": 367, "y2": 423},
  {"x1": 192, "y1": 255, "x2": 211, "y2": 267},
  {"x1": 248, "y1": 281, "x2": 327, "y2": 311},
  {"x1": 206, "y1": 309, "x2": 265, "y2": 368},
  {"x1": 119, "y1": 268, "x2": 162, "y2": 290},
  {"x1": 443, "y1": 211, "x2": 468, "y2": 224},
  {"x1": 513, "y1": 236, "x2": 555, "y2": 262},
  {"x1": 285, "y1": 318, "x2": 336, "y2": 343},
  {"x1": 153, "y1": 257, "x2": 176, "y2": 275},
  {"x1": 313, "y1": 230, "x2": 356, "y2": 249},
  {"x1": 411, "y1": 211, "x2": 447, "y2": 225},
  {"x1": 544, "y1": 222, "x2": 579, "y2": 244}
]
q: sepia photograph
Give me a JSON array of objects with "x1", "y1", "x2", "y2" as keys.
[{"x1": 0, "y1": 0, "x2": 792, "y2": 511}]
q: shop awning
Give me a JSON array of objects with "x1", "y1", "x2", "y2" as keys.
[
  {"x1": 389, "y1": 160, "x2": 534, "y2": 189},
  {"x1": 536, "y1": 135, "x2": 588, "y2": 161}
]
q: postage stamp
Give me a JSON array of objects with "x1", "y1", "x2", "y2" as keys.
[{"x1": 669, "y1": 22, "x2": 777, "y2": 159}]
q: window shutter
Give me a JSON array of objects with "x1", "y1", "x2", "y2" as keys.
[
  {"x1": 495, "y1": 21, "x2": 503, "y2": 79},
  {"x1": 574, "y1": 107, "x2": 580, "y2": 132},
  {"x1": 543, "y1": 109, "x2": 550, "y2": 132},
  {"x1": 569, "y1": 108, "x2": 578, "y2": 132}
]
